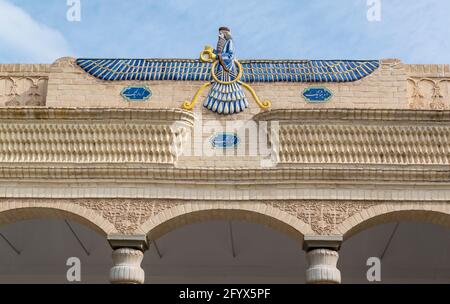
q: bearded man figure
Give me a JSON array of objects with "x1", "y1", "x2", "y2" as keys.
[{"x1": 203, "y1": 27, "x2": 249, "y2": 114}]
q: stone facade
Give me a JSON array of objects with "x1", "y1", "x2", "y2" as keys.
[
  {"x1": 0, "y1": 56, "x2": 449, "y2": 283},
  {"x1": 406, "y1": 63, "x2": 450, "y2": 110},
  {"x1": 1, "y1": 57, "x2": 449, "y2": 112},
  {"x1": 46, "y1": 58, "x2": 409, "y2": 112},
  {"x1": 0, "y1": 64, "x2": 49, "y2": 107}
]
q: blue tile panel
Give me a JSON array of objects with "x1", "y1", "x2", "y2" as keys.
[
  {"x1": 121, "y1": 86, "x2": 152, "y2": 101},
  {"x1": 210, "y1": 133, "x2": 240, "y2": 148},
  {"x1": 76, "y1": 59, "x2": 380, "y2": 83},
  {"x1": 303, "y1": 87, "x2": 333, "y2": 102}
]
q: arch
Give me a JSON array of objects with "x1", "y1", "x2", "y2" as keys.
[
  {"x1": 137, "y1": 202, "x2": 314, "y2": 242},
  {"x1": 0, "y1": 201, "x2": 117, "y2": 236},
  {"x1": 334, "y1": 202, "x2": 450, "y2": 239}
]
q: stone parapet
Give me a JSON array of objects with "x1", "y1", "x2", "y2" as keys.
[
  {"x1": 256, "y1": 108, "x2": 450, "y2": 166},
  {"x1": 0, "y1": 108, "x2": 193, "y2": 165},
  {"x1": 0, "y1": 108, "x2": 446, "y2": 181},
  {"x1": 1, "y1": 57, "x2": 450, "y2": 112}
]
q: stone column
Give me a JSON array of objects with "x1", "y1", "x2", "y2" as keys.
[
  {"x1": 303, "y1": 236, "x2": 343, "y2": 284},
  {"x1": 107, "y1": 235, "x2": 148, "y2": 284}
]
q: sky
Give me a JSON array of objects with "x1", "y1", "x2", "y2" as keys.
[{"x1": 0, "y1": 0, "x2": 449, "y2": 64}]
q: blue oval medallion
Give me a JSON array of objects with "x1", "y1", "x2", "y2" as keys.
[
  {"x1": 303, "y1": 87, "x2": 332, "y2": 102},
  {"x1": 210, "y1": 133, "x2": 240, "y2": 148},
  {"x1": 121, "y1": 85, "x2": 152, "y2": 101}
]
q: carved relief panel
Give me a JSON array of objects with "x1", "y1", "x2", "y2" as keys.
[
  {"x1": 408, "y1": 77, "x2": 449, "y2": 110},
  {"x1": 0, "y1": 76, "x2": 48, "y2": 106}
]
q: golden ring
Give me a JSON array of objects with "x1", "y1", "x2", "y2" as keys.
[{"x1": 211, "y1": 60, "x2": 243, "y2": 85}]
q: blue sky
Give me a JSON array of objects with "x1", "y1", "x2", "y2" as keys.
[{"x1": 0, "y1": 0, "x2": 449, "y2": 64}]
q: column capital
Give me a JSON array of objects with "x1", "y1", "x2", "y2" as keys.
[
  {"x1": 107, "y1": 234, "x2": 149, "y2": 251},
  {"x1": 303, "y1": 236, "x2": 343, "y2": 284},
  {"x1": 110, "y1": 248, "x2": 145, "y2": 284},
  {"x1": 305, "y1": 248, "x2": 341, "y2": 284},
  {"x1": 303, "y1": 235, "x2": 343, "y2": 252}
]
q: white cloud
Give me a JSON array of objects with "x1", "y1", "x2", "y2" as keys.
[{"x1": 0, "y1": 0, "x2": 71, "y2": 63}]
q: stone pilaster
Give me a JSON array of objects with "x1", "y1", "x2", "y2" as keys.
[
  {"x1": 108, "y1": 235, "x2": 148, "y2": 284},
  {"x1": 303, "y1": 236, "x2": 343, "y2": 284}
]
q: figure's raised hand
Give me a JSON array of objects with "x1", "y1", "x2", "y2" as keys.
[{"x1": 200, "y1": 45, "x2": 217, "y2": 63}]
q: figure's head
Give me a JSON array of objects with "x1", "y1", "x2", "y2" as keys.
[{"x1": 219, "y1": 26, "x2": 232, "y2": 40}]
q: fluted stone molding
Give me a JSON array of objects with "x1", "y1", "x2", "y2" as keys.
[
  {"x1": 0, "y1": 108, "x2": 448, "y2": 182},
  {"x1": 306, "y1": 249, "x2": 341, "y2": 284},
  {"x1": 0, "y1": 123, "x2": 179, "y2": 163},
  {"x1": 278, "y1": 124, "x2": 449, "y2": 165},
  {"x1": 0, "y1": 108, "x2": 194, "y2": 164},
  {"x1": 110, "y1": 248, "x2": 145, "y2": 284},
  {"x1": 254, "y1": 109, "x2": 450, "y2": 166}
]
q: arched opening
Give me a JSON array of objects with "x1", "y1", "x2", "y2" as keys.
[
  {"x1": 139, "y1": 203, "x2": 313, "y2": 242},
  {"x1": 0, "y1": 203, "x2": 116, "y2": 236},
  {"x1": 138, "y1": 205, "x2": 312, "y2": 283},
  {"x1": 0, "y1": 204, "x2": 115, "y2": 283},
  {"x1": 339, "y1": 208, "x2": 450, "y2": 283},
  {"x1": 142, "y1": 220, "x2": 307, "y2": 283}
]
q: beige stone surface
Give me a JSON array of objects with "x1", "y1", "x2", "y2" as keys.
[
  {"x1": 42, "y1": 58, "x2": 410, "y2": 113},
  {"x1": 0, "y1": 58, "x2": 448, "y2": 112},
  {"x1": 0, "y1": 57, "x2": 448, "y2": 280},
  {"x1": 306, "y1": 248, "x2": 341, "y2": 284},
  {"x1": 0, "y1": 63, "x2": 49, "y2": 106},
  {"x1": 0, "y1": 199, "x2": 448, "y2": 242},
  {"x1": 406, "y1": 63, "x2": 450, "y2": 110}
]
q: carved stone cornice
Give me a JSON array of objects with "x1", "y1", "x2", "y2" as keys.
[
  {"x1": 278, "y1": 124, "x2": 449, "y2": 165},
  {"x1": 0, "y1": 108, "x2": 447, "y2": 182},
  {"x1": 0, "y1": 165, "x2": 448, "y2": 183},
  {"x1": 254, "y1": 109, "x2": 450, "y2": 166},
  {"x1": 253, "y1": 108, "x2": 450, "y2": 123},
  {"x1": 0, "y1": 107, "x2": 194, "y2": 124},
  {"x1": 0, "y1": 64, "x2": 51, "y2": 75},
  {"x1": 0, "y1": 108, "x2": 194, "y2": 164}
]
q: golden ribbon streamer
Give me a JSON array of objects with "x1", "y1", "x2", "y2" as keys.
[
  {"x1": 182, "y1": 82, "x2": 212, "y2": 110},
  {"x1": 239, "y1": 81, "x2": 272, "y2": 109}
]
